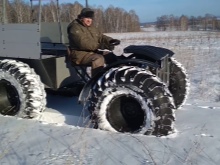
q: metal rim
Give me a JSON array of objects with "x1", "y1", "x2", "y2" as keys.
[
  {"x1": 106, "y1": 94, "x2": 145, "y2": 133},
  {"x1": 0, "y1": 79, "x2": 20, "y2": 116}
]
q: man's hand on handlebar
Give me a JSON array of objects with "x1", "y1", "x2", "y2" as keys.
[{"x1": 109, "y1": 39, "x2": 120, "y2": 46}]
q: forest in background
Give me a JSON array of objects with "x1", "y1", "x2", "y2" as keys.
[
  {"x1": 1, "y1": 0, "x2": 220, "y2": 32},
  {"x1": 155, "y1": 14, "x2": 220, "y2": 31},
  {"x1": 0, "y1": 0, "x2": 140, "y2": 33}
]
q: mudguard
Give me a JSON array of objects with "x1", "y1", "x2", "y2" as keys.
[{"x1": 124, "y1": 45, "x2": 174, "y2": 61}]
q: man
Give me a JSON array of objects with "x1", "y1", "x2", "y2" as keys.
[{"x1": 67, "y1": 8, "x2": 120, "y2": 77}]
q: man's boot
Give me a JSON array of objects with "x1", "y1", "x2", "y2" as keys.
[{"x1": 91, "y1": 66, "x2": 104, "y2": 77}]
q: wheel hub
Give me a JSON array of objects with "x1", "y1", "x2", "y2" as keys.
[
  {"x1": 122, "y1": 101, "x2": 141, "y2": 117},
  {"x1": 0, "y1": 79, "x2": 20, "y2": 116},
  {"x1": 107, "y1": 95, "x2": 145, "y2": 133}
]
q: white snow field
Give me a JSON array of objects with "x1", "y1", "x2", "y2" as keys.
[{"x1": 0, "y1": 31, "x2": 220, "y2": 165}]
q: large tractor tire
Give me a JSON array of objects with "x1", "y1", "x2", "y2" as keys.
[
  {"x1": 169, "y1": 58, "x2": 190, "y2": 109},
  {"x1": 0, "y1": 59, "x2": 46, "y2": 118},
  {"x1": 88, "y1": 66, "x2": 176, "y2": 136}
]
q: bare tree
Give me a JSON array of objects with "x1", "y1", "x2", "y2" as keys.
[
  {"x1": 60, "y1": 2, "x2": 83, "y2": 22},
  {"x1": 156, "y1": 15, "x2": 169, "y2": 31},
  {"x1": 189, "y1": 16, "x2": 196, "y2": 30},
  {"x1": 129, "y1": 10, "x2": 140, "y2": 32},
  {"x1": 180, "y1": 15, "x2": 188, "y2": 31},
  {"x1": 93, "y1": 7, "x2": 105, "y2": 32},
  {"x1": 104, "y1": 6, "x2": 115, "y2": 32},
  {"x1": 10, "y1": 0, "x2": 30, "y2": 23}
]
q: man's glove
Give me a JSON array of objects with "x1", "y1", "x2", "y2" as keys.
[{"x1": 109, "y1": 39, "x2": 120, "y2": 46}]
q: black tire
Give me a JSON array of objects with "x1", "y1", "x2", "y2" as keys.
[
  {"x1": 87, "y1": 66, "x2": 175, "y2": 136},
  {"x1": 0, "y1": 59, "x2": 46, "y2": 118},
  {"x1": 169, "y1": 57, "x2": 190, "y2": 109}
]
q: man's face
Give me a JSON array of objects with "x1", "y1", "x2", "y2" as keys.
[{"x1": 82, "y1": 17, "x2": 93, "y2": 27}]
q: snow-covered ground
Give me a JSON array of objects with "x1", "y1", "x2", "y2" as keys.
[
  {"x1": 0, "y1": 31, "x2": 220, "y2": 165},
  {"x1": 109, "y1": 31, "x2": 220, "y2": 102}
]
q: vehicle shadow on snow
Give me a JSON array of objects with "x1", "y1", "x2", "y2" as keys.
[{"x1": 45, "y1": 93, "x2": 91, "y2": 128}]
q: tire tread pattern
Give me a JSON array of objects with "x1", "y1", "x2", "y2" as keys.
[
  {"x1": 0, "y1": 59, "x2": 46, "y2": 118},
  {"x1": 169, "y1": 57, "x2": 190, "y2": 109},
  {"x1": 89, "y1": 66, "x2": 176, "y2": 136}
]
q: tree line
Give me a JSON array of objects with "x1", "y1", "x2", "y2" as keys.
[
  {"x1": 2, "y1": 1, "x2": 220, "y2": 32},
  {"x1": 0, "y1": 0, "x2": 140, "y2": 33},
  {"x1": 156, "y1": 14, "x2": 220, "y2": 31}
]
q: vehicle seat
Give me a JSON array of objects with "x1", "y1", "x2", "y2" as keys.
[{"x1": 66, "y1": 46, "x2": 91, "y2": 83}]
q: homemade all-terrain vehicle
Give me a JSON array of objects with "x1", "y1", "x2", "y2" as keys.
[{"x1": 0, "y1": 1, "x2": 189, "y2": 136}]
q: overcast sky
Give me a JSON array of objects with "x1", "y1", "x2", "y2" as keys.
[{"x1": 65, "y1": 0, "x2": 220, "y2": 22}]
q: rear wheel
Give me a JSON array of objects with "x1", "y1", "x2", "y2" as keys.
[
  {"x1": 0, "y1": 59, "x2": 46, "y2": 118},
  {"x1": 169, "y1": 58, "x2": 190, "y2": 109},
  {"x1": 87, "y1": 66, "x2": 175, "y2": 136}
]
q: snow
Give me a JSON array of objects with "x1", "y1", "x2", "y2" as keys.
[{"x1": 1, "y1": 31, "x2": 220, "y2": 165}]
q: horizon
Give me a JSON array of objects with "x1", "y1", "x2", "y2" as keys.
[
  {"x1": 61, "y1": 0, "x2": 220, "y2": 23},
  {"x1": 21, "y1": 0, "x2": 220, "y2": 23}
]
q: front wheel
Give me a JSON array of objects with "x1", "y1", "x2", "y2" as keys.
[
  {"x1": 87, "y1": 66, "x2": 176, "y2": 136},
  {"x1": 0, "y1": 59, "x2": 46, "y2": 118}
]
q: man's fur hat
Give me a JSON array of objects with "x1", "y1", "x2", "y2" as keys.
[{"x1": 78, "y1": 8, "x2": 94, "y2": 19}]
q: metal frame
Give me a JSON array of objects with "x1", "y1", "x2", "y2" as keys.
[
  {"x1": 156, "y1": 55, "x2": 170, "y2": 85},
  {"x1": 2, "y1": 0, "x2": 6, "y2": 23},
  {"x1": 71, "y1": 65, "x2": 91, "y2": 83}
]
